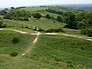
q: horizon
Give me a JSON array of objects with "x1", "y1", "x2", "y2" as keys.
[
  {"x1": 0, "y1": 3, "x2": 92, "y2": 9},
  {"x1": 0, "y1": 0, "x2": 92, "y2": 8}
]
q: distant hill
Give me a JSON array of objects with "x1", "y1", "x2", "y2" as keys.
[{"x1": 60, "y1": 4, "x2": 92, "y2": 11}]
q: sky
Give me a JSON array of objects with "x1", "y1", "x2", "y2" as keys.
[{"x1": 0, "y1": 0, "x2": 92, "y2": 8}]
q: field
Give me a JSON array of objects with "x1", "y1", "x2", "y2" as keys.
[
  {"x1": 0, "y1": 30, "x2": 36, "y2": 55},
  {"x1": 0, "y1": 31, "x2": 92, "y2": 69},
  {"x1": 0, "y1": 6, "x2": 92, "y2": 69},
  {"x1": 4, "y1": 18, "x2": 65, "y2": 30}
]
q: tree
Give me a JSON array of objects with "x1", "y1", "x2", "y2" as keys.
[
  {"x1": 3, "y1": 10, "x2": 31, "y2": 21},
  {"x1": 4, "y1": 8, "x2": 8, "y2": 10},
  {"x1": 32, "y1": 13, "x2": 42, "y2": 19},
  {"x1": 81, "y1": 28, "x2": 92, "y2": 37},
  {"x1": 0, "y1": 10, "x2": 7, "y2": 15},
  {"x1": 76, "y1": 12, "x2": 87, "y2": 21},
  {"x1": 11, "y1": 7, "x2": 15, "y2": 10},
  {"x1": 56, "y1": 16, "x2": 62, "y2": 22},
  {"x1": 46, "y1": 14, "x2": 51, "y2": 19},
  {"x1": 76, "y1": 12, "x2": 92, "y2": 28},
  {"x1": 77, "y1": 21, "x2": 86, "y2": 29},
  {"x1": 63, "y1": 12, "x2": 77, "y2": 29},
  {"x1": 85, "y1": 12, "x2": 92, "y2": 26}
]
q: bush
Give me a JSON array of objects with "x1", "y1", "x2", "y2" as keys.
[
  {"x1": 25, "y1": 25, "x2": 29, "y2": 28},
  {"x1": 10, "y1": 52, "x2": 18, "y2": 57},
  {"x1": 56, "y1": 16, "x2": 62, "y2": 22},
  {"x1": 32, "y1": 13, "x2": 42, "y2": 19},
  {"x1": 45, "y1": 29, "x2": 54, "y2": 33},
  {"x1": 46, "y1": 14, "x2": 51, "y2": 19},
  {"x1": 54, "y1": 28, "x2": 64, "y2": 32},
  {"x1": 0, "y1": 20, "x2": 6, "y2": 28},
  {"x1": 81, "y1": 28, "x2": 92, "y2": 37},
  {"x1": 24, "y1": 17, "x2": 29, "y2": 21},
  {"x1": 12, "y1": 37, "x2": 19, "y2": 43}
]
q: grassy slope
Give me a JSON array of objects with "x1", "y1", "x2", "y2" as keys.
[
  {"x1": 0, "y1": 7, "x2": 91, "y2": 69},
  {"x1": 30, "y1": 35, "x2": 92, "y2": 69},
  {"x1": 0, "y1": 30, "x2": 36, "y2": 55},
  {"x1": 4, "y1": 19, "x2": 80, "y2": 35},
  {"x1": 4, "y1": 18, "x2": 65, "y2": 30},
  {"x1": 9, "y1": 7, "x2": 60, "y2": 18},
  {"x1": 18, "y1": 7, "x2": 48, "y2": 12},
  {"x1": 0, "y1": 31, "x2": 92, "y2": 69},
  {"x1": 48, "y1": 6, "x2": 79, "y2": 12}
]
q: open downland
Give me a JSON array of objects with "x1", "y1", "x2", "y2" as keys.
[
  {"x1": 29, "y1": 35, "x2": 92, "y2": 69},
  {"x1": 0, "y1": 30, "x2": 36, "y2": 55},
  {"x1": 0, "y1": 30, "x2": 92, "y2": 69}
]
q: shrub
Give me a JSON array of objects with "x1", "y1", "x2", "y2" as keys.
[
  {"x1": 32, "y1": 13, "x2": 42, "y2": 19},
  {"x1": 0, "y1": 20, "x2": 6, "y2": 28},
  {"x1": 81, "y1": 47, "x2": 84, "y2": 50},
  {"x1": 24, "y1": 17, "x2": 29, "y2": 21},
  {"x1": 81, "y1": 28, "x2": 92, "y2": 37},
  {"x1": 56, "y1": 16, "x2": 62, "y2": 22},
  {"x1": 54, "y1": 28, "x2": 64, "y2": 32},
  {"x1": 12, "y1": 37, "x2": 19, "y2": 43},
  {"x1": 25, "y1": 25, "x2": 29, "y2": 29},
  {"x1": 45, "y1": 29, "x2": 54, "y2": 33},
  {"x1": 10, "y1": 52, "x2": 18, "y2": 57},
  {"x1": 46, "y1": 14, "x2": 51, "y2": 19}
]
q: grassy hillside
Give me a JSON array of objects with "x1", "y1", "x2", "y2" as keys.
[
  {"x1": 0, "y1": 6, "x2": 92, "y2": 69},
  {"x1": 0, "y1": 30, "x2": 36, "y2": 55},
  {"x1": 4, "y1": 18, "x2": 65, "y2": 30},
  {"x1": 0, "y1": 33, "x2": 92, "y2": 69},
  {"x1": 30, "y1": 35, "x2": 92, "y2": 69}
]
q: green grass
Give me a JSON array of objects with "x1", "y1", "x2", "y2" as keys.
[
  {"x1": 63, "y1": 28, "x2": 81, "y2": 35},
  {"x1": 18, "y1": 7, "x2": 48, "y2": 12},
  {"x1": 16, "y1": 7, "x2": 59, "y2": 17},
  {"x1": 1, "y1": 7, "x2": 92, "y2": 69},
  {"x1": 0, "y1": 30, "x2": 36, "y2": 55},
  {"x1": 29, "y1": 35, "x2": 92, "y2": 69},
  {"x1": 0, "y1": 31, "x2": 92, "y2": 69},
  {"x1": 4, "y1": 18, "x2": 65, "y2": 30}
]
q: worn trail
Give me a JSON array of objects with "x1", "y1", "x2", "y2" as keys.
[
  {"x1": 22, "y1": 32, "x2": 41, "y2": 56},
  {"x1": 1, "y1": 28, "x2": 92, "y2": 56}
]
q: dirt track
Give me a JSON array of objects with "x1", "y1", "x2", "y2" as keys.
[
  {"x1": 1, "y1": 28, "x2": 92, "y2": 41},
  {"x1": 1, "y1": 28, "x2": 92, "y2": 56}
]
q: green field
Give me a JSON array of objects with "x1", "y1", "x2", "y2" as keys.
[
  {"x1": 4, "y1": 18, "x2": 65, "y2": 30},
  {"x1": 0, "y1": 6, "x2": 92, "y2": 69},
  {"x1": 0, "y1": 31, "x2": 92, "y2": 69},
  {"x1": 0, "y1": 30, "x2": 36, "y2": 55}
]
